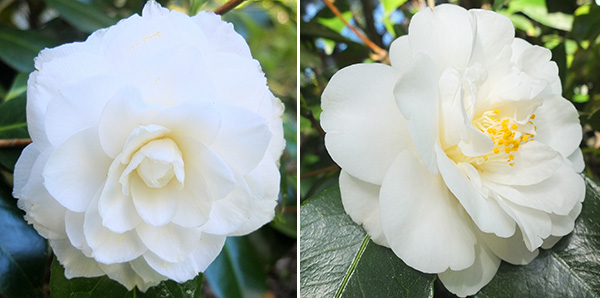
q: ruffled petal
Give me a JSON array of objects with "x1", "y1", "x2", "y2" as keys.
[
  {"x1": 485, "y1": 162, "x2": 584, "y2": 215},
  {"x1": 136, "y1": 223, "x2": 202, "y2": 263},
  {"x1": 438, "y1": 243, "x2": 501, "y2": 297},
  {"x1": 97, "y1": 86, "x2": 160, "y2": 158},
  {"x1": 394, "y1": 53, "x2": 439, "y2": 174},
  {"x1": 44, "y1": 75, "x2": 125, "y2": 147},
  {"x1": 176, "y1": 137, "x2": 236, "y2": 201},
  {"x1": 379, "y1": 151, "x2": 476, "y2": 273},
  {"x1": 50, "y1": 238, "x2": 104, "y2": 278},
  {"x1": 208, "y1": 104, "x2": 271, "y2": 174},
  {"x1": 534, "y1": 95, "x2": 583, "y2": 159},
  {"x1": 407, "y1": 4, "x2": 474, "y2": 72},
  {"x1": 98, "y1": 262, "x2": 146, "y2": 291},
  {"x1": 43, "y1": 128, "x2": 112, "y2": 212},
  {"x1": 130, "y1": 175, "x2": 180, "y2": 227},
  {"x1": 321, "y1": 63, "x2": 407, "y2": 184},
  {"x1": 436, "y1": 146, "x2": 516, "y2": 237},
  {"x1": 469, "y1": 8, "x2": 515, "y2": 67},
  {"x1": 339, "y1": 170, "x2": 388, "y2": 246},
  {"x1": 13, "y1": 144, "x2": 39, "y2": 198},
  {"x1": 479, "y1": 141, "x2": 563, "y2": 186},
  {"x1": 98, "y1": 165, "x2": 142, "y2": 233},
  {"x1": 143, "y1": 233, "x2": 226, "y2": 282},
  {"x1": 84, "y1": 195, "x2": 147, "y2": 263},
  {"x1": 129, "y1": 257, "x2": 167, "y2": 285},
  {"x1": 16, "y1": 148, "x2": 66, "y2": 240},
  {"x1": 479, "y1": 229, "x2": 538, "y2": 265},
  {"x1": 493, "y1": 198, "x2": 551, "y2": 251},
  {"x1": 227, "y1": 157, "x2": 279, "y2": 236}
]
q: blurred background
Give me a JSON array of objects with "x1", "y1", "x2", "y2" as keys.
[
  {"x1": 300, "y1": 0, "x2": 600, "y2": 202},
  {"x1": 0, "y1": 0, "x2": 296, "y2": 297}
]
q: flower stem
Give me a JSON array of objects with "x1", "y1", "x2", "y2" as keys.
[
  {"x1": 322, "y1": 0, "x2": 388, "y2": 61},
  {"x1": 0, "y1": 138, "x2": 31, "y2": 148},
  {"x1": 214, "y1": 0, "x2": 246, "y2": 15}
]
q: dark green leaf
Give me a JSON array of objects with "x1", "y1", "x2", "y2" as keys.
[
  {"x1": 0, "y1": 95, "x2": 29, "y2": 171},
  {"x1": 44, "y1": 0, "x2": 118, "y2": 34},
  {"x1": 571, "y1": 4, "x2": 600, "y2": 42},
  {"x1": 300, "y1": 186, "x2": 435, "y2": 298},
  {"x1": 0, "y1": 183, "x2": 47, "y2": 298},
  {"x1": 50, "y1": 257, "x2": 204, "y2": 298},
  {"x1": 204, "y1": 236, "x2": 268, "y2": 298},
  {"x1": 475, "y1": 176, "x2": 600, "y2": 297},
  {"x1": 0, "y1": 25, "x2": 57, "y2": 73},
  {"x1": 300, "y1": 19, "x2": 354, "y2": 44},
  {"x1": 4, "y1": 73, "x2": 29, "y2": 102}
]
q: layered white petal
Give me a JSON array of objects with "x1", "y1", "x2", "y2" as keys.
[
  {"x1": 143, "y1": 233, "x2": 226, "y2": 282},
  {"x1": 438, "y1": 244, "x2": 501, "y2": 297},
  {"x1": 136, "y1": 223, "x2": 202, "y2": 263},
  {"x1": 339, "y1": 171, "x2": 388, "y2": 247},
  {"x1": 321, "y1": 63, "x2": 407, "y2": 185},
  {"x1": 436, "y1": 146, "x2": 515, "y2": 237},
  {"x1": 43, "y1": 128, "x2": 112, "y2": 212},
  {"x1": 380, "y1": 151, "x2": 477, "y2": 273},
  {"x1": 395, "y1": 54, "x2": 440, "y2": 174}
]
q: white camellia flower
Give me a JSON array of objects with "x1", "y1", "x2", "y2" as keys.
[
  {"x1": 321, "y1": 4, "x2": 584, "y2": 297},
  {"x1": 13, "y1": 0, "x2": 284, "y2": 291}
]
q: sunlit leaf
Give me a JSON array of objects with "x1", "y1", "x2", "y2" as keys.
[{"x1": 507, "y1": 0, "x2": 573, "y2": 31}]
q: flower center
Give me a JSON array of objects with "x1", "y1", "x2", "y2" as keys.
[
  {"x1": 447, "y1": 109, "x2": 537, "y2": 167},
  {"x1": 473, "y1": 109, "x2": 536, "y2": 166}
]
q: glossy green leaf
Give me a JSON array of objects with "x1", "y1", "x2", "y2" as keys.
[
  {"x1": 507, "y1": 0, "x2": 573, "y2": 31},
  {"x1": 0, "y1": 25, "x2": 56, "y2": 73},
  {"x1": 302, "y1": 178, "x2": 600, "y2": 297},
  {"x1": 300, "y1": 186, "x2": 436, "y2": 298},
  {"x1": 50, "y1": 257, "x2": 204, "y2": 298},
  {"x1": 475, "y1": 176, "x2": 600, "y2": 297},
  {"x1": 0, "y1": 95, "x2": 28, "y2": 171},
  {"x1": 0, "y1": 183, "x2": 47, "y2": 298},
  {"x1": 4, "y1": 73, "x2": 29, "y2": 102},
  {"x1": 204, "y1": 236, "x2": 268, "y2": 298},
  {"x1": 44, "y1": 0, "x2": 118, "y2": 34}
]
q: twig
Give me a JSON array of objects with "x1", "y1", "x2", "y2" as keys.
[
  {"x1": 305, "y1": 109, "x2": 325, "y2": 138},
  {"x1": 301, "y1": 164, "x2": 339, "y2": 179},
  {"x1": 427, "y1": 0, "x2": 435, "y2": 9},
  {"x1": 214, "y1": 0, "x2": 246, "y2": 15},
  {"x1": 0, "y1": 138, "x2": 31, "y2": 148},
  {"x1": 322, "y1": 0, "x2": 388, "y2": 61}
]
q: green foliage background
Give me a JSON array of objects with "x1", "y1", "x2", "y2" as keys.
[
  {"x1": 0, "y1": 0, "x2": 297, "y2": 297},
  {"x1": 300, "y1": 0, "x2": 600, "y2": 297}
]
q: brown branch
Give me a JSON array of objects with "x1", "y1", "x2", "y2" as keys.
[
  {"x1": 214, "y1": 0, "x2": 246, "y2": 15},
  {"x1": 0, "y1": 138, "x2": 31, "y2": 148},
  {"x1": 427, "y1": 0, "x2": 435, "y2": 10},
  {"x1": 322, "y1": 0, "x2": 388, "y2": 61},
  {"x1": 305, "y1": 109, "x2": 325, "y2": 138},
  {"x1": 301, "y1": 164, "x2": 339, "y2": 179}
]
